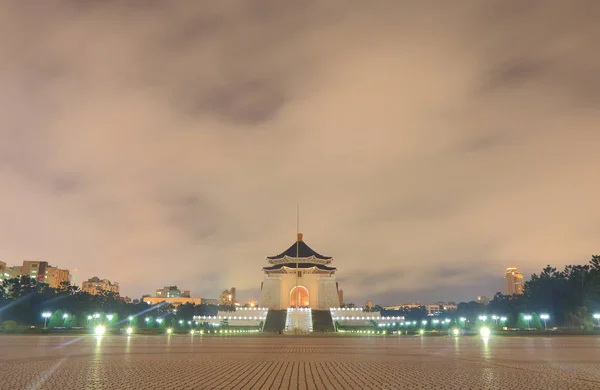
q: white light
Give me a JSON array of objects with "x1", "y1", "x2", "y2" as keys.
[
  {"x1": 478, "y1": 315, "x2": 487, "y2": 321},
  {"x1": 540, "y1": 314, "x2": 550, "y2": 320},
  {"x1": 95, "y1": 325, "x2": 106, "y2": 336},
  {"x1": 421, "y1": 320, "x2": 427, "y2": 325},
  {"x1": 480, "y1": 327, "x2": 490, "y2": 338},
  {"x1": 491, "y1": 315, "x2": 498, "y2": 320},
  {"x1": 452, "y1": 328, "x2": 459, "y2": 336},
  {"x1": 126, "y1": 327, "x2": 133, "y2": 335},
  {"x1": 167, "y1": 328, "x2": 172, "y2": 334},
  {"x1": 42, "y1": 312, "x2": 52, "y2": 318},
  {"x1": 128, "y1": 316, "x2": 133, "y2": 321},
  {"x1": 523, "y1": 315, "x2": 532, "y2": 320},
  {"x1": 459, "y1": 317, "x2": 466, "y2": 322},
  {"x1": 593, "y1": 314, "x2": 600, "y2": 319},
  {"x1": 106, "y1": 314, "x2": 114, "y2": 321},
  {"x1": 63, "y1": 313, "x2": 69, "y2": 319}
]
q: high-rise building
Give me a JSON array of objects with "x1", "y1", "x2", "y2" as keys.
[
  {"x1": 337, "y1": 289, "x2": 344, "y2": 306},
  {"x1": 477, "y1": 296, "x2": 489, "y2": 306},
  {"x1": 5, "y1": 261, "x2": 70, "y2": 288},
  {"x1": 504, "y1": 267, "x2": 524, "y2": 295},
  {"x1": 81, "y1": 276, "x2": 119, "y2": 295},
  {"x1": 155, "y1": 286, "x2": 190, "y2": 298},
  {"x1": 0, "y1": 260, "x2": 6, "y2": 282},
  {"x1": 219, "y1": 287, "x2": 236, "y2": 305},
  {"x1": 44, "y1": 266, "x2": 71, "y2": 289}
]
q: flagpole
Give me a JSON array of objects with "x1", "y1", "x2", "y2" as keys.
[{"x1": 295, "y1": 204, "x2": 299, "y2": 333}]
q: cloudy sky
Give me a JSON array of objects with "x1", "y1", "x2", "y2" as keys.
[{"x1": 1, "y1": 1, "x2": 598, "y2": 305}]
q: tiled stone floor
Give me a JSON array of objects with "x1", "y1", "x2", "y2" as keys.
[{"x1": 1, "y1": 334, "x2": 600, "y2": 389}]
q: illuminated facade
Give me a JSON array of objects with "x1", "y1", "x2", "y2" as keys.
[
  {"x1": 259, "y1": 233, "x2": 341, "y2": 310},
  {"x1": 81, "y1": 276, "x2": 119, "y2": 295},
  {"x1": 504, "y1": 267, "x2": 524, "y2": 295},
  {"x1": 155, "y1": 286, "x2": 190, "y2": 298},
  {"x1": 219, "y1": 287, "x2": 237, "y2": 305},
  {"x1": 5, "y1": 261, "x2": 70, "y2": 288},
  {"x1": 0, "y1": 260, "x2": 6, "y2": 282}
]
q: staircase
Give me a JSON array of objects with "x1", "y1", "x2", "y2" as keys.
[
  {"x1": 285, "y1": 308, "x2": 313, "y2": 333},
  {"x1": 262, "y1": 310, "x2": 287, "y2": 332},
  {"x1": 312, "y1": 310, "x2": 335, "y2": 332}
]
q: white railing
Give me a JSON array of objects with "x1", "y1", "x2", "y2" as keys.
[{"x1": 285, "y1": 308, "x2": 313, "y2": 332}]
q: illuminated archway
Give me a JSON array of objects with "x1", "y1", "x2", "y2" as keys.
[{"x1": 290, "y1": 286, "x2": 309, "y2": 308}]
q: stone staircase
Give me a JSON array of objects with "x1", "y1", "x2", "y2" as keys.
[
  {"x1": 311, "y1": 310, "x2": 335, "y2": 332},
  {"x1": 262, "y1": 310, "x2": 287, "y2": 332},
  {"x1": 285, "y1": 308, "x2": 313, "y2": 333}
]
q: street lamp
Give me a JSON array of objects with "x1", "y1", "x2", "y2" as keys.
[
  {"x1": 540, "y1": 314, "x2": 550, "y2": 329},
  {"x1": 523, "y1": 315, "x2": 532, "y2": 329},
  {"x1": 593, "y1": 313, "x2": 600, "y2": 327},
  {"x1": 42, "y1": 312, "x2": 52, "y2": 329},
  {"x1": 478, "y1": 315, "x2": 487, "y2": 322},
  {"x1": 491, "y1": 315, "x2": 498, "y2": 326},
  {"x1": 106, "y1": 314, "x2": 114, "y2": 321},
  {"x1": 62, "y1": 313, "x2": 69, "y2": 319}
]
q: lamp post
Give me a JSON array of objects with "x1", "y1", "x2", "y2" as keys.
[
  {"x1": 540, "y1": 314, "x2": 550, "y2": 329},
  {"x1": 42, "y1": 312, "x2": 52, "y2": 329},
  {"x1": 593, "y1": 314, "x2": 600, "y2": 328},
  {"x1": 523, "y1": 315, "x2": 532, "y2": 330},
  {"x1": 491, "y1": 315, "x2": 498, "y2": 326}
]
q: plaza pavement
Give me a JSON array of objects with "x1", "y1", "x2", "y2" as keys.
[{"x1": 1, "y1": 334, "x2": 600, "y2": 389}]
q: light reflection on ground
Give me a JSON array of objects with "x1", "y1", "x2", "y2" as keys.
[{"x1": 0, "y1": 335, "x2": 599, "y2": 389}]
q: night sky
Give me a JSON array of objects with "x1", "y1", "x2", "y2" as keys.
[{"x1": 1, "y1": 1, "x2": 598, "y2": 305}]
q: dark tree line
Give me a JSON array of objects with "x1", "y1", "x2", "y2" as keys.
[
  {"x1": 376, "y1": 255, "x2": 600, "y2": 330},
  {"x1": 0, "y1": 276, "x2": 228, "y2": 328},
  {"x1": 483, "y1": 255, "x2": 600, "y2": 329}
]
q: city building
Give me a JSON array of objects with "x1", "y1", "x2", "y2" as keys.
[
  {"x1": 219, "y1": 287, "x2": 237, "y2": 305},
  {"x1": 258, "y1": 233, "x2": 341, "y2": 310},
  {"x1": 5, "y1": 261, "x2": 70, "y2": 288},
  {"x1": 504, "y1": 267, "x2": 524, "y2": 295},
  {"x1": 142, "y1": 296, "x2": 202, "y2": 306},
  {"x1": 81, "y1": 276, "x2": 119, "y2": 295},
  {"x1": 337, "y1": 288, "x2": 344, "y2": 306},
  {"x1": 201, "y1": 298, "x2": 219, "y2": 305},
  {"x1": 0, "y1": 260, "x2": 6, "y2": 282},
  {"x1": 155, "y1": 286, "x2": 190, "y2": 298},
  {"x1": 44, "y1": 266, "x2": 71, "y2": 289},
  {"x1": 365, "y1": 300, "x2": 373, "y2": 310},
  {"x1": 477, "y1": 296, "x2": 489, "y2": 306}
]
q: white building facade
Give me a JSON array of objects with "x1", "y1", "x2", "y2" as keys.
[{"x1": 259, "y1": 233, "x2": 341, "y2": 310}]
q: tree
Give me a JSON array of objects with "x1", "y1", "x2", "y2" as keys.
[
  {"x1": 64, "y1": 314, "x2": 76, "y2": 328},
  {"x1": 48, "y1": 310, "x2": 64, "y2": 329}
]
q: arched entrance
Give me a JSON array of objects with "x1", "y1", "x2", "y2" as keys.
[{"x1": 290, "y1": 286, "x2": 309, "y2": 308}]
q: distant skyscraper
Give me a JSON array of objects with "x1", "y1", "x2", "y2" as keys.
[
  {"x1": 219, "y1": 287, "x2": 237, "y2": 305},
  {"x1": 504, "y1": 267, "x2": 524, "y2": 295},
  {"x1": 0, "y1": 260, "x2": 6, "y2": 282},
  {"x1": 81, "y1": 276, "x2": 119, "y2": 295},
  {"x1": 155, "y1": 286, "x2": 188, "y2": 298},
  {"x1": 5, "y1": 261, "x2": 70, "y2": 288}
]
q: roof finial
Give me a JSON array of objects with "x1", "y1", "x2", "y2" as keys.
[{"x1": 297, "y1": 232, "x2": 303, "y2": 242}]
